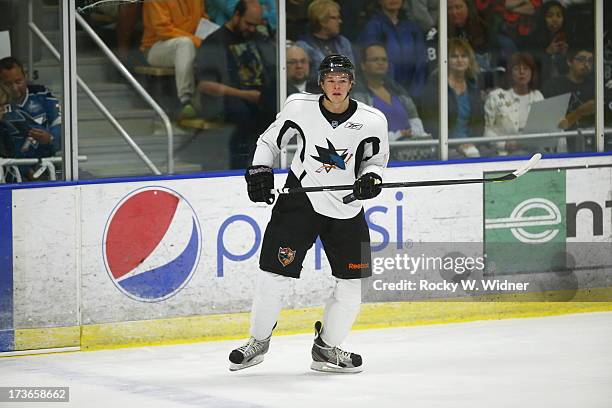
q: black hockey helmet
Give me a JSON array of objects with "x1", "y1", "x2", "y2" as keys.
[{"x1": 318, "y1": 54, "x2": 355, "y2": 84}]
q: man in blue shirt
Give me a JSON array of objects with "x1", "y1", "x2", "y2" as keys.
[
  {"x1": 0, "y1": 57, "x2": 61, "y2": 180},
  {"x1": 0, "y1": 57, "x2": 62, "y2": 155}
]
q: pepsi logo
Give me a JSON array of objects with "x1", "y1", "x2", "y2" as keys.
[{"x1": 102, "y1": 187, "x2": 202, "y2": 302}]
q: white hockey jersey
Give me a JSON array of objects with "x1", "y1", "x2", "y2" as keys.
[{"x1": 253, "y1": 93, "x2": 390, "y2": 219}]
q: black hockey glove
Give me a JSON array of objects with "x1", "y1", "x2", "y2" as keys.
[
  {"x1": 245, "y1": 165, "x2": 275, "y2": 205},
  {"x1": 353, "y1": 172, "x2": 382, "y2": 200}
]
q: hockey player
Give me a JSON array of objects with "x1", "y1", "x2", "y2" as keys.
[{"x1": 229, "y1": 54, "x2": 389, "y2": 373}]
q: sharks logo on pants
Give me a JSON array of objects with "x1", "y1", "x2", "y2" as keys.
[{"x1": 278, "y1": 247, "x2": 296, "y2": 267}]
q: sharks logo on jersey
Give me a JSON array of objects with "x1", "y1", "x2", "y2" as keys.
[{"x1": 311, "y1": 139, "x2": 353, "y2": 173}]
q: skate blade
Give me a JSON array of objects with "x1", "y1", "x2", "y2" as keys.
[
  {"x1": 229, "y1": 354, "x2": 264, "y2": 372},
  {"x1": 310, "y1": 361, "x2": 363, "y2": 374}
]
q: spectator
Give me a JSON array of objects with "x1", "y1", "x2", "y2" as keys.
[
  {"x1": 334, "y1": 0, "x2": 371, "y2": 40},
  {"x1": 414, "y1": 1, "x2": 439, "y2": 77},
  {"x1": 195, "y1": 0, "x2": 277, "y2": 169},
  {"x1": 562, "y1": 0, "x2": 594, "y2": 43},
  {"x1": 484, "y1": 52, "x2": 543, "y2": 155},
  {"x1": 476, "y1": 0, "x2": 542, "y2": 50},
  {"x1": 352, "y1": 43, "x2": 431, "y2": 161},
  {"x1": 286, "y1": 44, "x2": 317, "y2": 95},
  {"x1": 296, "y1": 0, "x2": 355, "y2": 83},
  {"x1": 286, "y1": 0, "x2": 313, "y2": 40},
  {"x1": 543, "y1": 45, "x2": 594, "y2": 151},
  {"x1": 528, "y1": 1, "x2": 569, "y2": 79},
  {"x1": 77, "y1": 1, "x2": 143, "y2": 69},
  {"x1": 206, "y1": 0, "x2": 277, "y2": 35},
  {"x1": 358, "y1": 0, "x2": 429, "y2": 97},
  {"x1": 0, "y1": 57, "x2": 61, "y2": 157},
  {"x1": 0, "y1": 83, "x2": 13, "y2": 158},
  {"x1": 403, "y1": 0, "x2": 439, "y2": 77},
  {"x1": 405, "y1": 0, "x2": 438, "y2": 33},
  {"x1": 352, "y1": 43, "x2": 426, "y2": 141},
  {"x1": 448, "y1": 0, "x2": 513, "y2": 88},
  {"x1": 448, "y1": 0, "x2": 486, "y2": 56},
  {"x1": 140, "y1": 0, "x2": 209, "y2": 120},
  {"x1": 116, "y1": 1, "x2": 143, "y2": 68},
  {"x1": 0, "y1": 83, "x2": 56, "y2": 181},
  {"x1": 420, "y1": 38, "x2": 485, "y2": 158}
]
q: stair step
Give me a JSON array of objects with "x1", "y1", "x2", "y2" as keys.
[
  {"x1": 41, "y1": 30, "x2": 94, "y2": 58},
  {"x1": 78, "y1": 108, "x2": 157, "y2": 121},
  {"x1": 76, "y1": 127, "x2": 231, "y2": 178},
  {"x1": 34, "y1": 56, "x2": 123, "y2": 84},
  {"x1": 51, "y1": 80, "x2": 162, "y2": 112}
]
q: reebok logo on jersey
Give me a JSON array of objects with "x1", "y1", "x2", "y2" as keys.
[
  {"x1": 344, "y1": 122, "x2": 363, "y2": 130},
  {"x1": 311, "y1": 139, "x2": 353, "y2": 173}
]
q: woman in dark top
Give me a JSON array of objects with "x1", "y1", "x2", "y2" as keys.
[
  {"x1": 419, "y1": 38, "x2": 485, "y2": 158},
  {"x1": 447, "y1": 0, "x2": 515, "y2": 90}
]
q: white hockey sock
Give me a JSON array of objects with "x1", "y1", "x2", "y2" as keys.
[
  {"x1": 321, "y1": 278, "x2": 362, "y2": 347},
  {"x1": 249, "y1": 270, "x2": 291, "y2": 341}
]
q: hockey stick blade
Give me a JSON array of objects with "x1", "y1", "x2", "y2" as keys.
[
  {"x1": 510, "y1": 152, "x2": 541, "y2": 178},
  {"x1": 340, "y1": 153, "x2": 542, "y2": 204}
]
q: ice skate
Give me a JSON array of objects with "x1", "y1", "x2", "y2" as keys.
[
  {"x1": 228, "y1": 324, "x2": 276, "y2": 371},
  {"x1": 310, "y1": 321, "x2": 363, "y2": 373}
]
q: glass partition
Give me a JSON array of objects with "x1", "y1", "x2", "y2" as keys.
[
  {"x1": 4, "y1": 0, "x2": 608, "y2": 184},
  {"x1": 0, "y1": 0, "x2": 66, "y2": 183}
]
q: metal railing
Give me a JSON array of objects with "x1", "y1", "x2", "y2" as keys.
[
  {"x1": 75, "y1": 13, "x2": 174, "y2": 173},
  {"x1": 0, "y1": 156, "x2": 87, "y2": 183},
  {"x1": 283, "y1": 128, "x2": 611, "y2": 161},
  {"x1": 26, "y1": 0, "x2": 168, "y2": 176}
]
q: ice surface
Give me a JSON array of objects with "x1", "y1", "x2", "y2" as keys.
[{"x1": 1, "y1": 312, "x2": 611, "y2": 408}]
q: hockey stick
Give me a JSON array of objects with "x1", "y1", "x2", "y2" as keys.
[{"x1": 271, "y1": 153, "x2": 542, "y2": 204}]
